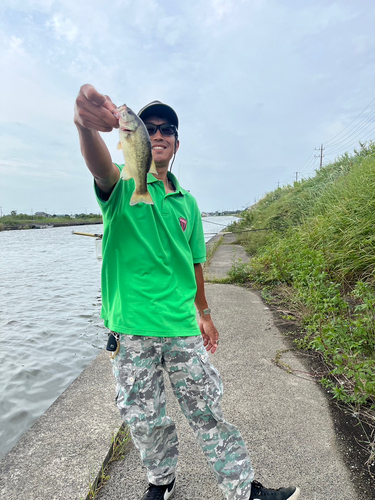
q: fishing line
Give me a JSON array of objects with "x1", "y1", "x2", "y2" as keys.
[{"x1": 203, "y1": 219, "x2": 239, "y2": 227}]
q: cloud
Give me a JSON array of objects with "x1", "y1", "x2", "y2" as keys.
[
  {"x1": 1, "y1": 0, "x2": 375, "y2": 213},
  {"x1": 46, "y1": 13, "x2": 78, "y2": 42},
  {"x1": 8, "y1": 35, "x2": 24, "y2": 51},
  {"x1": 210, "y1": 0, "x2": 234, "y2": 21}
]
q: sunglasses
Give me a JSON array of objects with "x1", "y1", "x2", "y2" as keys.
[{"x1": 145, "y1": 123, "x2": 177, "y2": 136}]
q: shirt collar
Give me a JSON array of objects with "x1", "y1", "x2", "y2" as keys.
[{"x1": 147, "y1": 171, "x2": 185, "y2": 195}]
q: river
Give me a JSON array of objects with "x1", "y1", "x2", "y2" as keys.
[{"x1": 0, "y1": 216, "x2": 238, "y2": 458}]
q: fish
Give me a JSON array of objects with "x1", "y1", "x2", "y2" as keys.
[{"x1": 113, "y1": 104, "x2": 157, "y2": 206}]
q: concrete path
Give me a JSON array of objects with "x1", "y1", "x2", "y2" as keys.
[
  {"x1": 205, "y1": 232, "x2": 250, "y2": 281},
  {"x1": 96, "y1": 234, "x2": 360, "y2": 500}
]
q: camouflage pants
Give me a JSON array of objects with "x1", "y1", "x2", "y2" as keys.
[{"x1": 111, "y1": 334, "x2": 254, "y2": 500}]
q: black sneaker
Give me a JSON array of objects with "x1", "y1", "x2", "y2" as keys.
[
  {"x1": 249, "y1": 480, "x2": 300, "y2": 500},
  {"x1": 141, "y1": 478, "x2": 176, "y2": 500}
]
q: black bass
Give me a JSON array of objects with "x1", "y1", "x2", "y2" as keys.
[{"x1": 113, "y1": 104, "x2": 157, "y2": 206}]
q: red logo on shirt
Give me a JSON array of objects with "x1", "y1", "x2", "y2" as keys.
[{"x1": 179, "y1": 217, "x2": 187, "y2": 232}]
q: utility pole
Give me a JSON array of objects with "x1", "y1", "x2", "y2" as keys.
[
  {"x1": 315, "y1": 144, "x2": 325, "y2": 168},
  {"x1": 276, "y1": 181, "x2": 280, "y2": 188},
  {"x1": 293, "y1": 172, "x2": 300, "y2": 182}
]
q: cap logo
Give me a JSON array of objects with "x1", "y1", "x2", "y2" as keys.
[{"x1": 179, "y1": 217, "x2": 187, "y2": 232}]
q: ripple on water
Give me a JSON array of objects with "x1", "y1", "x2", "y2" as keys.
[{"x1": 0, "y1": 224, "x2": 107, "y2": 458}]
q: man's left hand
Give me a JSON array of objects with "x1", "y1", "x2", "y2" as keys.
[{"x1": 199, "y1": 317, "x2": 219, "y2": 354}]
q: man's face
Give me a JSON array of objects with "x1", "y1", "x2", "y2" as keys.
[{"x1": 144, "y1": 116, "x2": 179, "y2": 167}]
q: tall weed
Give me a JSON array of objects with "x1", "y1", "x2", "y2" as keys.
[{"x1": 234, "y1": 143, "x2": 375, "y2": 404}]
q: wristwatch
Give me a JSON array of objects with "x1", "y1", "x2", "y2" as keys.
[{"x1": 198, "y1": 307, "x2": 211, "y2": 316}]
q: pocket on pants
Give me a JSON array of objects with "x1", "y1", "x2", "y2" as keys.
[
  {"x1": 114, "y1": 366, "x2": 139, "y2": 413},
  {"x1": 171, "y1": 349, "x2": 225, "y2": 423},
  {"x1": 195, "y1": 352, "x2": 224, "y2": 422},
  {"x1": 113, "y1": 353, "x2": 161, "y2": 430}
]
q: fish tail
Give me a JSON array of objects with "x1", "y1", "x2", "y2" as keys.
[{"x1": 130, "y1": 190, "x2": 154, "y2": 206}]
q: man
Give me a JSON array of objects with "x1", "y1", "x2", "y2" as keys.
[{"x1": 74, "y1": 84, "x2": 300, "y2": 500}]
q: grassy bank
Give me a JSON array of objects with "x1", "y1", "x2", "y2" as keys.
[
  {"x1": 229, "y1": 142, "x2": 375, "y2": 465},
  {"x1": 0, "y1": 214, "x2": 102, "y2": 231}
]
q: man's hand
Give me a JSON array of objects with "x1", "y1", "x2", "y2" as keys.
[
  {"x1": 199, "y1": 317, "x2": 219, "y2": 354},
  {"x1": 74, "y1": 84, "x2": 119, "y2": 133},
  {"x1": 73, "y1": 84, "x2": 120, "y2": 191}
]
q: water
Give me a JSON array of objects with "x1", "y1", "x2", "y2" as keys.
[{"x1": 0, "y1": 216, "x2": 238, "y2": 458}]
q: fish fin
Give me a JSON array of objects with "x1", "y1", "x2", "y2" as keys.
[
  {"x1": 117, "y1": 141, "x2": 122, "y2": 150},
  {"x1": 149, "y1": 160, "x2": 158, "y2": 174},
  {"x1": 130, "y1": 190, "x2": 154, "y2": 206},
  {"x1": 120, "y1": 164, "x2": 132, "y2": 180}
]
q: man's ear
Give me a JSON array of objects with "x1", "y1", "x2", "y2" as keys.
[{"x1": 175, "y1": 138, "x2": 180, "y2": 153}]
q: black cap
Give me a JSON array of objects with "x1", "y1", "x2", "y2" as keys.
[{"x1": 138, "y1": 100, "x2": 179, "y2": 129}]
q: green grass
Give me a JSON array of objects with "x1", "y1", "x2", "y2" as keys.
[
  {"x1": 229, "y1": 142, "x2": 375, "y2": 466},
  {"x1": 85, "y1": 424, "x2": 131, "y2": 499}
]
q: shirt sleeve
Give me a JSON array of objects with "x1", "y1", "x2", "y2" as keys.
[
  {"x1": 94, "y1": 164, "x2": 126, "y2": 221},
  {"x1": 189, "y1": 197, "x2": 206, "y2": 264}
]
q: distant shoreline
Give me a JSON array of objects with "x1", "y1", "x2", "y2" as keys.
[
  {"x1": 0, "y1": 220, "x2": 103, "y2": 232},
  {"x1": 1, "y1": 214, "x2": 240, "y2": 232}
]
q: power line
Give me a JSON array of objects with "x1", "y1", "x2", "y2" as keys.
[
  {"x1": 325, "y1": 128, "x2": 375, "y2": 157},
  {"x1": 325, "y1": 118, "x2": 375, "y2": 154},
  {"x1": 314, "y1": 96, "x2": 375, "y2": 162},
  {"x1": 324, "y1": 96, "x2": 375, "y2": 146},
  {"x1": 324, "y1": 106, "x2": 375, "y2": 150},
  {"x1": 262, "y1": 97, "x2": 375, "y2": 197}
]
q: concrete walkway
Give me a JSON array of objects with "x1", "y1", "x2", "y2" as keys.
[
  {"x1": 0, "y1": 233, "x2": 366, "y2": 499},
  {"x1": 205, "y1": 232, "x2": 250, "y2": 280},
  {"x1": 96, "y1": 234, "x2": 360, "y2": 500}
]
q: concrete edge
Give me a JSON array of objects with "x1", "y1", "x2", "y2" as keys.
[
  {"x1": 85, "y1": 422, "x2": 131, "y2": 500},
  {"x1": 0, "y1": 350, "x2": 123, "y2": 500}
]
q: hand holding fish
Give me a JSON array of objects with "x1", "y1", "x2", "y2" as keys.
[
  {"x1": 74, "y1": 84, "x2": 120, "y2": 193},
  {"x1": 74, "y1": 84, "x2": 119, "y2": 133}
]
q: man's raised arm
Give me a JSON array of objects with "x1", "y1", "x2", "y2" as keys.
[{"x1": 74, "y1": 84, "x2": 120, "y2": 193}]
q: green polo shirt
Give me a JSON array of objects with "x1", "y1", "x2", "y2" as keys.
[{"x1": 95, "y1": 165, "x2": 206, "y2": 336}]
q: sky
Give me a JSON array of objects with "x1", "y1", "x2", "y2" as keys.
[{"x1": 1, "y1": 0, "x2": 375, "y2": 215}]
